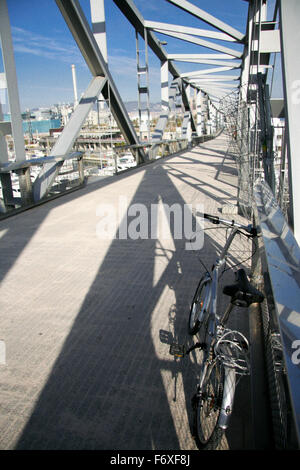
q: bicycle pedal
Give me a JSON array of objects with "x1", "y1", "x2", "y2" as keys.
[{"x1": 169, "y1": 343, "x2": 186, "y2": 357}]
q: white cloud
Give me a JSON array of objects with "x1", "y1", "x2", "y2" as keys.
[{"x1": 11, "y1": 26, "x2": 85, "y2": 66}]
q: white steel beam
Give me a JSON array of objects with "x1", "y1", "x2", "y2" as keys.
[
  {"x1": 181, "y1": 111, "x2": 191, "y2": 141},
  {"x1": 279, "y1": 0, "x2": 300, "y2": 245},
  {"x1": 152, "y1": 79, "x2": 178, "y2": 141},
  {"x1": 190, "y1": 81, "x2": 237, "y2": 86},
  {"x1": 152, "y1": 29, "x2": 243, "y2": 58},
  {"x1": 196, "y1": 89, "x2": 203, "y2": 136},
  {"x1": 90, "y1": 0, "x2": 107, "y2": 63},
  {"x1": 181, "y1": 68, "x2": 238, "y2": 77},
  {"x1": 240, "y1": 0, "x2": 256, "y2": 97},
  {"x1": 195, "y1": 90, "x2": 236, "y2": 96},
  {"x1": 185, "y1": 74, "x2": 239, "y2": 80},
  {"x1": 173, "y1": 58, "x2": 241, "y2": 67},
  {"x1": 196, "y1": 86, "x2": 235, "y2": 94},
  {"x1": 203, "y1": 89, "x2": 227, "y2": 96},
  {"x1": 188, "y1": 84, "x2": 237, "y2": 91},
  {"x1": 161, "y1": 60, "x2": 169, "y2": 111},
  {"x1": 166, "y1": 0, "x2": 244, "y2": 41},
  {"x1": 168, "y1": 53, "x2": 240, "y2": 61},
  {"x1": 144, "y1": 20, "x2": 236, "y2": 42},
  {"x1": 0, "y1": 74, "x2": 9, "y2": 165}
]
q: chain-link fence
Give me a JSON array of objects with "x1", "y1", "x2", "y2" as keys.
[{"x1": 217, "y1": 81, "x2": 290, "y2": 224}]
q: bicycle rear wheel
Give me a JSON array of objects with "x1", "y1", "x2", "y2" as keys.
[
  {"x1": 193, "y1": 358, "x2": 225, "y2": 450},
  {"x1": 188, "y1": 277, "x2": 210, "y2": 335}
]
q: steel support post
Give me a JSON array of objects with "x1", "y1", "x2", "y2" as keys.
[
  {"x1": 144, "y1": 27, "x2": 151, "y2": 143},
  {"x1": 0, "y1": 99, "x2": 9, "y2": 166},
  {"x1": 206, "y1": 98, "x2": 211, "y2": 135},
  {"x1": 0, "y1": 173, "x2": 14, "y2": 209},
  {"x1": 183, "y1": 83, "x2": 192, "y2": 143},
  {"x1": 0, "y1": 0, "x2": 25, "y2": 163},
  {"x1": 136, "y1": 28, "x2": 151, "y2": 142},
  {"x1": 78, "y1": 155, "x2": 85, "y2": 184},
  {"x1": 210, "y1": 105, "x2": 216, "y2": 133},
  {"x1": 152, "y1": 79, "x2": 179, "y2": 142},
  {"x1": 279, "y1": 0, "x2": 300, "y2": 244},
  {"x1": 90, "y1": 0, "x2": 107, "y2": 125},
  {"x1": 196, "y1": 89, "x2": 203, "y2": 136},
  {"x1": 161, "y1": 60, "x2": 169, "y2": 112},
  {"x1": 90, "y1": 0, "x2": 108, "y2": 63},
  {"x1": 16, "y1": 167, "x2": 33, "y2": 206}
]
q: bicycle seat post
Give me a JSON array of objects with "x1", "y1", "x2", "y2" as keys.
[{"x1": 219, "y1": 302, "x2": 234, "y2": 327}]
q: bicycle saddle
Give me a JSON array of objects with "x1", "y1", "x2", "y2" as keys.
[{"x1": 223, "y1": 269, "x2": 264, "y2": 307}]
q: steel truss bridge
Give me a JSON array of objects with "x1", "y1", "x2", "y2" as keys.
[{"x1": 0, "y1": 0, "x2": 299, "y2": 450}]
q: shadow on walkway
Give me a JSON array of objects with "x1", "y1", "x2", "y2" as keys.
[{"x1": 0, "y1": 135, "x2": 253, "y2": 450}]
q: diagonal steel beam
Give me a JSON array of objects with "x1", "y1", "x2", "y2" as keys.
[
  {"x1": 168, "y1": 53, "x2": 240, "y2": 61},
  {"x1": 191, "y1": 80, "x2": 238, "y2": 85},
  {"x1": 144, "y1": 20, "x2": 237, "y2": 42},
  {"x1": 192, "y1": 85, "x2": 238, "y2": 93},
  {"x1": 154, "y1": 29, "x2": 243, "y2": 58},
  {"x1": 185, "y1": 74, "x2": 239, "y2": 81},
  {"x1": 181, "y1": 68, "x2": 238, "y2": 78},
  {"x1": 173, "y1": 58, "x2": 241, "y2": 67},
  {"x1": 181, "y1": 81, "x2": 197, "y2": 133},
  {"x1": 166, "y1": 0, "x2": 244, "y2": 42},
  {"x1": 197, "y1": 84, "x2": 237, "y2": 91},
  {"x1": 33, "y1": 76, "x2": 107, "y2": 202},
  {"x1": 199, "y1": 89, "x2": 231, "y2": 98}
]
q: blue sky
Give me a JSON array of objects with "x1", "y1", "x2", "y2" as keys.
[{"x1": 3, "y1": 0, "x2": 278, "y2": 111}]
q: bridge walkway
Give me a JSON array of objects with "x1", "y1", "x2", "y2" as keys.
[{"x1": 0, "y1": 133, "x2": 254, "y2": 450}]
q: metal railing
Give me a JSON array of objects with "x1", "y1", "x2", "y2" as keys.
[
  {"x1": 220, "y1": 80, "x2": 299, "y2": 448},
  {"x1": 86, "y1": 132, "x2": 221, "y2": 176},
  {"x1": 0, "y1": 151, "x2": 84, "y2": 216},
  {"x1": 0, "y1": 132, "x2": 220, "y2": 217},
  {"x1": 252, "y1": 179, "x2": 300, "y2": 449}
]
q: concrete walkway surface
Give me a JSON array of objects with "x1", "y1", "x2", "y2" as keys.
[{"x1": 0, "y1": 133, "x2": 253, "y2": 450}]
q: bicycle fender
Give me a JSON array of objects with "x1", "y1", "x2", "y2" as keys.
[{"x1": 218, "y1": 367, "x2": 236, "y2": 430}]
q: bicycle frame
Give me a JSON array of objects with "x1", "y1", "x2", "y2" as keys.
[
  {"x1": 197, "y1": 226, "x2": 243, "y2": 430},
  {"x1": 203, "y1": 226, "x2": 240, "y2": 342}
]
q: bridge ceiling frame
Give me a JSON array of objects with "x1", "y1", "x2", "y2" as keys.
[{"x1": 112, "y1": 0, "x2": 245, "y2": 143}]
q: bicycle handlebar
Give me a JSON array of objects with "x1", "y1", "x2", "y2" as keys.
[{"x1": 196, "y1": 212, "x2": 257, "y2": 237}]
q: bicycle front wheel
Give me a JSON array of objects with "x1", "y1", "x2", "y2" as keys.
[
  {"x1": 193, "y1": 359, "x2": 225, "y2": 450},
  {"x1": 188, "y1": 277, "x2": 210, "y2": 335}
]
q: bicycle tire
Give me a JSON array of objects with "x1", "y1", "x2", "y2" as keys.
[
  {"x1": 193, "y1": 359, "x2": 225, "y2": 450},
  {"x1": 188, "y1": 277, "x2": 210, "y2": 335}
]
